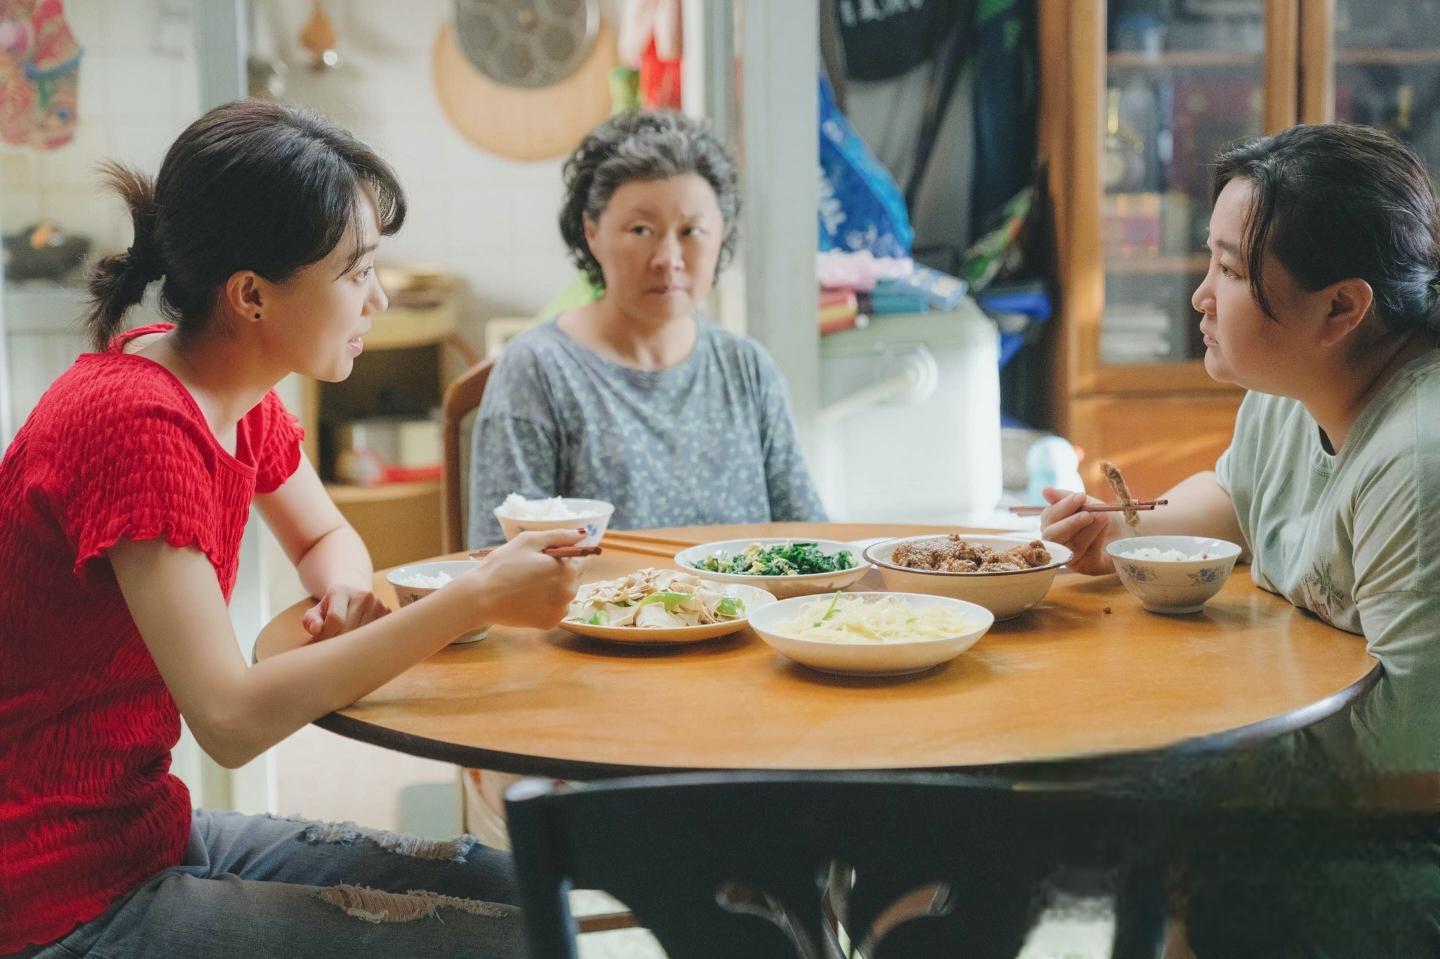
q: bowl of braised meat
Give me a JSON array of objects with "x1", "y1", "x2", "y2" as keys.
[{"x1": 863, "y1": 534, "x2": 1072, "y2": 620}]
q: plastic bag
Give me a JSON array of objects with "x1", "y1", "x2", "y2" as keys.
[{"x1": 817, "y1": 74, "x2": 913, "y2": 259}]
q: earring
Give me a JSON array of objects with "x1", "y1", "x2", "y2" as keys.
[{"x1": 253, "y1": 312, "x2": 261, "y2": 319}]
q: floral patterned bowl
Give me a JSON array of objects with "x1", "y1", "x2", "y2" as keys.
[{"x1": 1105, "y1": 536, "x2": 1243, "y2": 614}]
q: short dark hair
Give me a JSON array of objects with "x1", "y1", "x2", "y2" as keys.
[
  {"x1": 84, "y1": 98, "x2": 406, "y2": 351},
  {"x1": 558, "y1": 110, "x2": 740, "y2": 289},
  {"x1": 1212, "y1": 123, "x2": 1440, "y2": 336}
]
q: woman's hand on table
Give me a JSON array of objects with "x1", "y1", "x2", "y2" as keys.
[
  {"x1": 303, "y1": 584, "x2": 392, "y2": 640},
  {"x1": 1040, "y1": 487, "x2": 1122, "y2": 576},
  {"x1": 464, "y1": 529, "x2": 587, "y2": 629}
]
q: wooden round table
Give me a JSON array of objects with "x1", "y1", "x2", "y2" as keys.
[{"x1": 255, "y1": 523, "x2": 1379, "y2": 779}]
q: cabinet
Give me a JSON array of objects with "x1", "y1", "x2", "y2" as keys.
[
  {"x1": 301, "y1": 302, "x2": 458, "y2": 571},
  {"x1": 1039, "y1": 0, "x2": 1298, "y2": 496},
  {"x1": 1301, "y1": 0, "x2": 1440, "y2": 161},
  {"x1": 1041, "y1": 0, "x2": 1440, "y2": 498}
]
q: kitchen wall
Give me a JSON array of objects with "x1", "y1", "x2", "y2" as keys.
[
  {"x1": 2, "y1": 0, "x2": 599, "y2": 355},
  {"x1": 259, "y1": 0, "x2": 606, "y2": 339},
  {"x1": 0, "y1": 0, "x2": 197, "y2": 258},
  {"x1": 1, "y1": 0, "x2": 199, "y2": 440}
]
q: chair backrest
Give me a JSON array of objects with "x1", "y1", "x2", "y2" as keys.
[
  {"x1": 505, "y1": 771, "x2": 1172, "y2": 959},
  {"x1": 441, "y1": 356, "x2": 495, "y2": 554}
]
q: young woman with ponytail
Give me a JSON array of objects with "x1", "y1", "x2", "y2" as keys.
[
  {"x1": 1043, "y1": 124, "x2": 1440, "y2": 776},
  {"x1": 0, "y1": 99, "x2": 581, "y2": 957}
]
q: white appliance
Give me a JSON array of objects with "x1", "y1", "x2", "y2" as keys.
[{"x1": 815, "y1": 302, "x2": 1003, "y2": 525}]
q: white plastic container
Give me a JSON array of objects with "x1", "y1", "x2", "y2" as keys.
[{"x1": 816, "y1": 306, "x2": 1002, "y2": 523}]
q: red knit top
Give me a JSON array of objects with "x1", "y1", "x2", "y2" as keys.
[{"x1": 0, "y1": 325, "x2": 304, "y2": 952}]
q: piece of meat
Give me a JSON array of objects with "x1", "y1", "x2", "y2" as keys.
[
  {"x1": 1100, "y1": 460, "x2": 1140, "y2": 530},
  {"x1": 996, "y1": 540, "x2": 1052, "y2": 568},
  {"x1": 894, "y1": 536, "x2": 1050, "y2": 572}
]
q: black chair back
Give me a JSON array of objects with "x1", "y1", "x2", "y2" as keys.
[{"x1": 506, "y1": 771, "x2": 1172, "y2": 959}]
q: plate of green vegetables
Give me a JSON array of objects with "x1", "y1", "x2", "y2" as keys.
[{"x1": 674, "y1": 538, "x2": 870, "y2": 599}]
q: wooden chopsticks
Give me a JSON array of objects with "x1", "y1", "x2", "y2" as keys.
[
  {"x1": 1008, "y1": 499, "x2": 1168, "y2": 517},
  {"x1": 468, "y1": 545, "x2": 603, "y2": 559},
  {"x1": 598, "y1": 531, "x2": 702, "y2": 549},
  {"x1": 468, "y1": 532, "x2": 704, "y2": 562},
  {"x1": 596, "y1": 531, "x2": 701, "y2": 560}
]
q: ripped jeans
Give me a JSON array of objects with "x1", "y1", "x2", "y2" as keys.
[{"x1": 20, "y1": 809, "x2": 527, "y2": 959}]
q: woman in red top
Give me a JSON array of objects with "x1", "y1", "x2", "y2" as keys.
[{"x1": 0, "y1": 99, "x2": 579, "y2": 958}]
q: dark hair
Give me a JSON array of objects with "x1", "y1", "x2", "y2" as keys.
[
  {"x1": 1212, "y1": 123, "x2": 1440, "y2": 337},
  {"x1": 84, "y1": 98, "x2": 406, "y2": 351},
  {"x1": 558, "y1": 110, "x2": 740, "y2": 289}
]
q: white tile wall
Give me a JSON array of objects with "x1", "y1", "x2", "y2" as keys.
[
  {"x1": 260, "y1": 0, "x2": 590, "y2": 333},
  {"x1": 2, "y1": 0, "x2": 596, "y2": 343},
  {"x1": 0, "y1": 0, "x2": 199, "y2": 254}
]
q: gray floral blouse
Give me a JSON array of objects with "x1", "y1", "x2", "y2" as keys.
[{"x1": 468, "y1": 318, "x2": 827, "y2": 547}]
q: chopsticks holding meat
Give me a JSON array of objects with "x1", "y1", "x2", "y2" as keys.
[
  {"x1": 468, "y1": 545, "x2": 603, "y2": 559},
  {"x1": 1100, "y1": 460, "x2": 1141, "y2": 529},
  {"x1": 1008, "y1": 499, "x2": 1168, "y2": 517}
]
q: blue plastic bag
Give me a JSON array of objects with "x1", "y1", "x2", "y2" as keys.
[{"x1": 817, "y1": 74, "x2": 914, "y2": 259}]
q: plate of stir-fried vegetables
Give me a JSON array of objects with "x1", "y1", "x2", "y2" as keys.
[
  {"x1": 562, "y1": 568, "x2": 776, "y2": 643},
  {"x1": 676, "y1": 538, "x2": 869, "y2": 599}
]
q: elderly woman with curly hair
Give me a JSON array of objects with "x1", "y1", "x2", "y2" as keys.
[{"x1": 468, "y1": 110, "x2": 826, "y2": 547}]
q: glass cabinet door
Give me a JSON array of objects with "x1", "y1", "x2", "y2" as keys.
[
  {"x1": 1101, "y1": 0, "x2": 1267, "y2": 367},
  {"x1": 1331, "y1": 1, "x2": 1440, "y2": 182}
]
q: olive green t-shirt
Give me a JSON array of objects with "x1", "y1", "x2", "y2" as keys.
[{"x1": 1217, "y1": 349, "x2": 1440, "y2": 772}]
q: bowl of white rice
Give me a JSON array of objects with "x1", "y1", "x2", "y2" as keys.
[
  {"x1": 385, "y1": 560, "x2": 489, "y2": 644},
  {"x1": 492, "y1": 494, "x2": 614, "y2": 546},
  {"x1": 1104, "y1": 536, "x2": 1243, "y2": 614}
]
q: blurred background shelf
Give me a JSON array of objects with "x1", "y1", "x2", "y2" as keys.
[
  {"x1": 301, "y1": 298, "x2": 461, "y2": 570},
  {"x1": 1107, "y1": 50, "x2": 1261, "y2": 68},
  {"x1": 1105, "y1": 254, "x2": 1210, "y2": 276},
  {"x1": 1043, "y1": 0, "x2": 1440, "y2": 496},
  {"x1": 363, "y1": 303, "x2": 457, "y2": 351},
  {"x1": 325, "y1": 479, "x2": 441, "y2": 505},
  {"x1": 1335, "y1": 49, "x2": 1440, "y2": 66}
]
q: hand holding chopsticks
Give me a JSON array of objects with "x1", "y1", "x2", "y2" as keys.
[{"x1": 1008, "y1": 499, "x2": 1167, "y2": 517}]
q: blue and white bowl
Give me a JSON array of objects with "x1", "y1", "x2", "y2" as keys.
[
  {"x1": 386, "y1": 560, "x2": 489, "y2": 644},
  {"x1": 493, "y1": 497, "x2": 614, "y2": 547},
  {"x1": 1105, "y1": 536, "x2": 1243, "y2": 614}
]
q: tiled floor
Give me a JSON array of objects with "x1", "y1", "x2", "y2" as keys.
[{"x1": 568, "y1": 891, "x2": 1116, "y2": 958}]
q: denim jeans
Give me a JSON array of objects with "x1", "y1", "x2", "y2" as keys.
[{"x1": 14, "y1": 809, "x2": 527, "y2": 959}]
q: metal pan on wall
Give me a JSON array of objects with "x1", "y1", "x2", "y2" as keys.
[{"x1": 432, "y1": 0, "x2": 619, "y2": 162}]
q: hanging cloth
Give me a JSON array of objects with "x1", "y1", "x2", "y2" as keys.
[
  {"x1": 618, "y1": 0, "x2": 680, "y2": 110},
  {"x1": 834, "y1": 0, "x2": 956, "y2": 82},
  {"x1": 0, "y1": 0, "x2": 81, "y2": 149}
]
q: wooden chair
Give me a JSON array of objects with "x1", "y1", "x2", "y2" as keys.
[
  {"x1": 440, "y1": 356, "x2": 494, "y2": 554},
  {"x1": 442, "y1": 351, "x2": 637, "y2": 936},
  {"x1": 505, "y1": 771, "x2": 1173, "y2": 959}
]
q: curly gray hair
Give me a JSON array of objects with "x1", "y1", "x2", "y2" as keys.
[{"x1": 558, "y1": 110, "x2": 741, "y2": 289}]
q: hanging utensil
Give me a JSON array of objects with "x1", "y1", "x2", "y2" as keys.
[
  {"x1": 452, "y1": 0, "x2": 599, "y2": 88},
  {"x1": 299, "y1": 0, "x2": 340, "y2": 70},
  {"x1": 432, "y1": 12, "x2": 617, "y2": 161}
]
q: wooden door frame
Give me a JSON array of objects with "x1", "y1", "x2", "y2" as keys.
[
  {"x1": 1298, "y1": 0, "x2": 1336, "y2": 122},
  {"x1": 1041, "y1": 0, "x2": 1303, "y2": 428}
]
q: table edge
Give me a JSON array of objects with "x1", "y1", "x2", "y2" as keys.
[{"x1": 310, "y1": 661, "x2": 1381, "y2": 779}]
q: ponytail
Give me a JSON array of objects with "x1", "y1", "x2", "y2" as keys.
[{"x1": 83, "y1": 161, "x2": 162, "y2": 351}]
